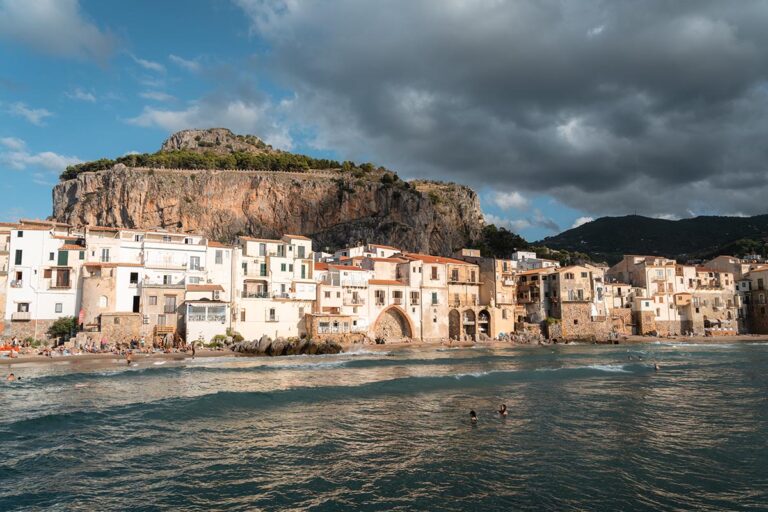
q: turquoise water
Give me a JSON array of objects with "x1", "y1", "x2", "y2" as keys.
[{"x1": 2, "y1": 342, "x2": 768, "y2": 511}]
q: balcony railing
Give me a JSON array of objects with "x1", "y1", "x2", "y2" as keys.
[
  {"x1": 343, "y1": 297, "x2": 365, "y2": 305},
  {"x1": 164, "y1": 306, "x2": 177, "y2": 314},
  {"x1": 242, "y1": 291, "x2": 269, "y2": 299},
  {"x1": 50, "y1": 282, "x2": 72, "y2": 290},
  {"x1": 393, "y1": 297, "x2": 403, "y2": 305},
  {"x1": 10, "y1": 280, "x2": 22, "y2": 288},
  {"x1": 11, "y1": 311, "x2": 30, "y2": 321}
]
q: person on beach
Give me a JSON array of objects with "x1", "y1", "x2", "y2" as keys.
[
  {"x1": 469, "y1": 410, "x2": 478, "y2": 423},
  {"x1": 126, "y1": 351, "x2": 133, "y2": 366},
  {"x1": 498, "y1": 404, "x2": 508, "y2": 417},
  {"x1": 191, "y1": 342, "x2": 196, "y2": 358}
]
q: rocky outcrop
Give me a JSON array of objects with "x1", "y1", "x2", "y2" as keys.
[
  {"x1": 51, "y1": 165, "x2": 484, "y2": 255},
  {"x1": 161, "y1": 128, "x2": 276, "y2": 155}
]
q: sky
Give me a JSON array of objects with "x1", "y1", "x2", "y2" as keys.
[{"x1": 2, "y1": 0, "x2": 768, "y2": 241}]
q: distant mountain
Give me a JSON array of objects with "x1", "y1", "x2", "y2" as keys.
[{"x1": 538, "y1": 214, "x2": 768, "y2": 264}]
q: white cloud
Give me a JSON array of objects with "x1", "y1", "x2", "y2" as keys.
[
  {"x1": 587, "y1": 24, "x2": 605, "y2": 37},
  {"x1": 132, "y1": 55, "x2": 165, "y2": 73},
  {"x1": 484, "y1": 213, "x2": 531, "y2": 233},
  {"x1": 8, "y1": 102, "x2": 53, "y2": 126},
  {"x1": 490, "y1": 190, "x2": 529, "y2": 211},
  {"x1": 0, "y1": 0, "x2": 115, "y2": 62},
  {"x1": 571, "y1": 216, "x2": 594, "y2": 228},
  {"x1": 0, "y1": 137, "x2": 81, "y2": 172},
  {"x1": 0, "y1": 137, "x2": 25, "y2": 150},
  {"x1": 169, "y1": 54, "x2": 200, "y2": 72},
  {"x1": 66, "y1": 87, "x2": 96, "y2": 102},
  {"x1": 140, "y1": 91, "x2": 176, "y2": 102},
  {"x1": 127, "y1": 98, "x2": 293, "y2": 150}
]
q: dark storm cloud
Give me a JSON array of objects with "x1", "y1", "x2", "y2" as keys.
[{"x1": 237, "y1": 0, "x2": 768, "y2": 217}]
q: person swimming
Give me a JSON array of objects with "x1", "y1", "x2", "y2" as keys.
[
  {"x1": 6, "y1": 373, "x2": 16, "y2": 381},
  {"x1": 654, "y1": 363, "x2": 660, "y2": 371},
  {"x1": 469, "y1": 410, "x2": 478, "y2": 423},
  {"x1": 498, "y1": 404, "x2": 508, "y2": 417},
  {"x1": 126, "y1": 351, "x2": 133, "y2": 366}
]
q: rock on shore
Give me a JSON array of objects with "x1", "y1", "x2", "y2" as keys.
[{"x1": 231, "y1": 336, "x2": 343, "y2": 356}]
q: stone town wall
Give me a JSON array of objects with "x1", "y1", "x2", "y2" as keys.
[
  {"x1": 559, "y1": 303, "x2": 611, "y2": 340},
  {"x1": 100, "y1": 313, "x2": 142, "y2": 343},
  {"x1": 611, "y1": 308, "x2": 634, "y2": 336}
]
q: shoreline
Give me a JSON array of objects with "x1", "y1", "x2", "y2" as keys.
[{"x1": 3, "y1": 335, "x2": 766, "y2": 368}]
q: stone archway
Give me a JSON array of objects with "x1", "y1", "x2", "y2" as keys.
[
  {"x1": 478, "y1": 309, "x2": 491, "y2": 336},
  {"x1": 374, "y1": 306, "x2": 413, "y2": 340},
  {"x1": 449, "y1": 309, "x2": 461, "y2": 340},
  {"x1": 463, "y1": 309, "x2": 476, "y2": 338}
]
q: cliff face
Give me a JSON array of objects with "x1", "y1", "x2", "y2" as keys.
[{"x1": 51, "y1": 165, "x2": 484, "y2": 255}]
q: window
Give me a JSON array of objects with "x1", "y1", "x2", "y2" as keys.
[
  {"x1": 392, "y1": 290, "x2": 403, "y2": 304},
  {"x1": 43, "y1": 269, "x2": 52, "y2": 279},
  {"x1": 281, "y1": 263, "x2": 287, "y2": 272},
  {"x1": 471, "y1": 271, "x2": 476, "y2": 282},
  {"x1": 49, "y1": 252, "x2": 54, "y2": 261},
  {"x1": 134, "y1": 234, "x2": 144, "y2": 242},
  {"x1": 451, "y1": 269, "x2": 459, "y2": 281},
  {"x1": 260, "y1": 263, "x2": 267, "y2": 276},
  {"x1": 289, "y1": 264, "x2": 293, "y2": 272},
  {"x1": 14, "y1": 249, "x2": 22, "y2": 265},
  {"x1": 581, "y1": 272, "x2": 588, "y2": 278},
  {"x1": 215, "y1": 250, "x2": 223, "y2": 265},
  {"x1": 299, "y1": 307, "x2": 304, "y2": 318},
  {"x1": 298, "y1": 246, "x2": 305, "y2": 259},
  {"x1": 114, "y1": 317, "x2": 121, "y2": 325},
  {"x1": 149, "y1": 295, "x2": 157, "y2": 306},
  {"x1": 55, "y1": 303, "x2": 62, "y2": 313},
  {"x1": 268, "y1": 308, "x2": 276, "y2": 321},
  {"x1": 17, "y1": 302, "x2": 29, "y2": 312},
  {"x1": 100, "y1": 248, "x2": 110, "y2": 263},
  {"x1": 189, "y1": 276, "x2": 201, "y2": 284},
  {"x1": 163, "y1": 274, "x2": 172, "y2": 285},
  {"x1": 432, "y1": 292, "x2": 438, "y2": 305},
  {"x1": 164, "y1": 296, "x2": 177, "y2": 314},
  {"x1": 410, "y1": 291, "x2": 419, "y2": 305},
  {"x1": 431, "y1": 266, "x2": 438, "y2": 280},
  {"x1": 259, "y1": 243, "x2": 266, "y2": 256},
  {"x1": 564, "y1": 272, "x2": 574, "y2": 280},
  {"x1": 324, "y1": 291, "x2": 331, "y2": 299},
  {"x1": 241, "y1": 310, "x2": 246, "y2": 321},
  {"x1": 99, "y1": 295, "x2": 108, "y2": 308},
  {"x1": 162, "y1": 235, "x2": 172, "y2": 242},
  {"x1": 16, "y1": 230, "x2": 23, "y2": 238},
  {"x1": 502, "y1": 309, "x2": 509, "y2": 319},
  {"x1": 574, "y1": 319, "x2": 579, "y2": 325},
  {"x1": 157, "y1": 314, "x2": 166, "y2": 326},
  {"x1": 79, "y1": 251, "x2": 84, "y2": 260},
  {"x1": 375, "y1": 290, "x2": 386, "y2": 306},
  {"x1": 336, "y1": 291, "x2": 341, "y2": 298},
  {"x1": 130, "y1": 272, "x2": 139, "y2": 284},
  {"x1": 184, "y1": 237, "x2": 193, "y2": 245},
  {"x1": 189, "y1": 256, "x2": 201, "y2": 270}
]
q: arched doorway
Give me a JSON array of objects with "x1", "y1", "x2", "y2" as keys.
[
  {"x1": 463, "y1": 310, "x2": 476, "y2": 338},
  {"x1": 478, "y1": 310, "x2": 490, "y2": 336},
  {"x1": 449, "y1": 309, "x2": 461, "y2": 340},
  {"x1": 374, "y1": 306, "x2": 413, "y2": 340}
]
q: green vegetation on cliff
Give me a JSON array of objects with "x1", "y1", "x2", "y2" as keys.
[{"x1": 60, "y1": 150, "x2": 344, "y2": 180}]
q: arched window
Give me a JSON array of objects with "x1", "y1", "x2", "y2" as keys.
[{"x1": 99, "y1": 295, "x2": 108, "y2": 308}]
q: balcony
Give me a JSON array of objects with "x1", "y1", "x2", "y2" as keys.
[
  {"x1": 266, "y1": 315, "x2": 280, "y2": 322},
  {"x1": 343, "y1": 297, "x2": 365, "y2": 305},
  {"x1": 10, "y1": 280, "x2": 22, "y2": 288},
  {"x1": 392, "y1": 297, "x2": 403, "y2": 305},
  {"x1": 49, "y1": 282, "x2": 72, "y2": 290},
  {"x1": 11, "y1": 311, "x2": 30, "y2": 321},
  {"x1": 163, "y1": 306, "x2": 177, "y2": 314},
  {"x1": 242, "y1": 291, "x2": 269, "y2": 299}
]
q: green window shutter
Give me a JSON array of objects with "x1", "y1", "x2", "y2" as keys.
[{"x1": 57, "y1": 251, "x2": 69, "y2": 266}]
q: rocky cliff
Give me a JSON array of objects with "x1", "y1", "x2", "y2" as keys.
[{"x1": 52, "y1": 164, "x2": 484, "y2": 255}]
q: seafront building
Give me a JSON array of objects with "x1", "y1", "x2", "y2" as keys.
[{"x1": 0, "y1": 219, "x2": 761, "y2": 344}]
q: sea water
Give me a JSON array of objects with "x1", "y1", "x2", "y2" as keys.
[{"x1": 1, "y1": 342, "x2": 767, "y2": 511}]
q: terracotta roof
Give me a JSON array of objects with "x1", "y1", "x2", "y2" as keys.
[
  {"x1": 83, "y1": 262, "x2": 143, "y2": 268},
  {"x1": 370, "y1": 243, "x2": 400, "y2": 250},
  {"x1": 207, "y1": 241, "x2": 231, "y2": 248},
  {"x1": 239, "y1": 236, "x2": 282, "y2": 243},
  {"x1": 187, "y1": 284, "x2": 225, "y2": 292},
  {"x1": 15, "y1": 225, "x2": 51, "y2": 231},
  {"x1": 368, "y1": 279, "x2": 404, "y2": 286},
  {"x1": 517, "y1": 267, "x2": 556, "y2": 276},
  {"x1": 87, "y1": 226, "x2": 120, "y2": 232},
  {"x1": 314, "y1": 262, "x2": 329, "y2": 271},
  {"x1": 367, "y1": 257, "x2": 408, "y2": 263},
  {"x1": 404, "y1": 252, "x2": 470, "y2": 265},
  {"x1": 284, "y1": 234, "x2": 312, "y2": 241},
  {"x1": 0, "y1": 222, "x2": 19, "y2": 228},
  {"x1": 329, "y1": 264, "x2": 367, "y2": 272},
  {"x1": 59, "y1": 244, "x2": 85, "y2": 250},
  {"x1": 20, "y1": 218, "x2": 70, "y2": 227}
]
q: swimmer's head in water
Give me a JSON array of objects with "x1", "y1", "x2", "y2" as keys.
[{"x1": 469, "y1": 410, "x2": 477, "y2": 418}]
